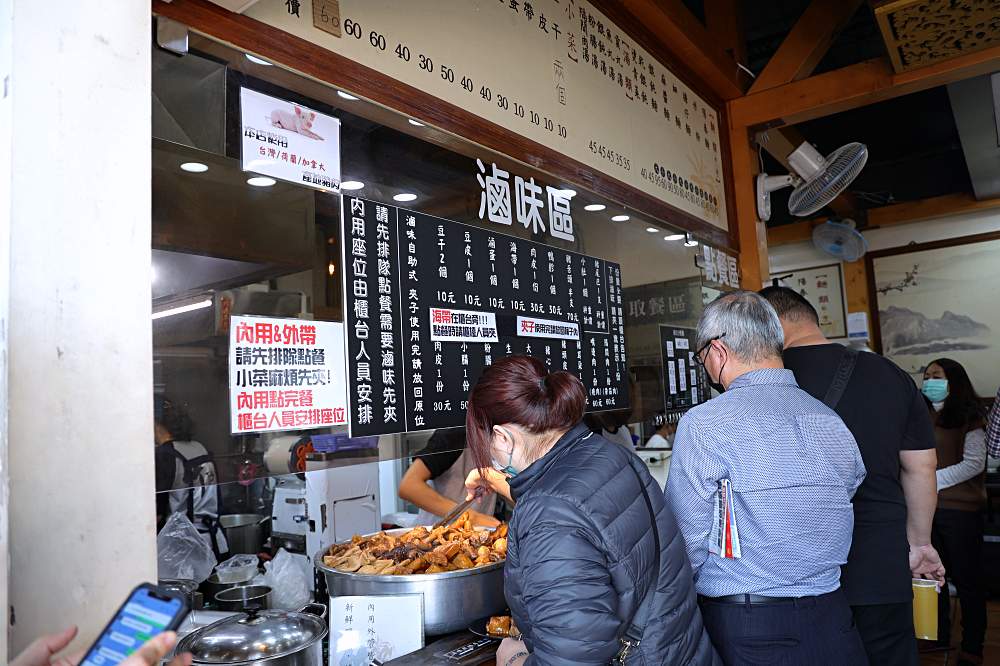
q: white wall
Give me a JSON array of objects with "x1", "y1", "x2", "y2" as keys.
[
  {"x1": 0, "y1": 0, "x2": 12, "y2": 657},
  {"x1": 769, "y1": 208, "x2": 1000, "y2": 273},
  {"x1": 6, "y1": 1, "x2": 155, "y2": 656}
]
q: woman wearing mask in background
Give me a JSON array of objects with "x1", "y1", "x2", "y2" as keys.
[
  {"x1": 463, "y1": 355, "x2": 718, "y2": 666},
  {"x1": 923, "y1": 358, "x2": 988, "y2": 665}
]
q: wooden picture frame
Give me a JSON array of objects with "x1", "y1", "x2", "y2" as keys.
[
  {"x1": 865, "y1": 231, "x2": 1000, "y2": 394},
  {"x1": 770, "y1": 263, "x2": 848, "y2": 339}
]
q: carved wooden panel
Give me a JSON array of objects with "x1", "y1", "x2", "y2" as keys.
[{"x1": 873, "y1": 0, "x2": 1000, "y2": 72}]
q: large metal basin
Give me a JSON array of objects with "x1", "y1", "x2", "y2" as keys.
[{"x1": 314, "y1": 528, "x2": 506, "y2": 636}]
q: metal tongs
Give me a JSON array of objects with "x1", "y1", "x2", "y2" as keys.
[{"x1": 432, "y1": 487, "x2": 484, "y2": 530}]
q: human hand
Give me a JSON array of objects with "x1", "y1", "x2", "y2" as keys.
[
  {"x1": 11, "y1": 626, "x2": 79, "y2": 666},
  {"x1": 120, "y1": 632, "x2": 192, "y2": 666},
  {"x1": 910, "y1": 543, "x2": 946, "y2": 583},
  {"x1": 495, "y1": 637, "x2": 529, "y2": 666},
  {"x1": 469, "y1": 510, "x2": 501, "y2": 528},
  {"x1": 12, "y1": 628, "x2": 192, "y2": 666},
  {"x1": 465, "y1": 468, "x2": 512, "y2": 503}
]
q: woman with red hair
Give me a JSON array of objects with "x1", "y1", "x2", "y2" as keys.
[{"x1": 463, "y1": 355, "x2": 718, "y2": 666}]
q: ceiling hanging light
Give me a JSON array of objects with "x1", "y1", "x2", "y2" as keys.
[{"x1": 584, "y1": 204, "x2": 606, "y2": 212}]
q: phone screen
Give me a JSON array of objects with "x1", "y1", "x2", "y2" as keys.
[{"x1": 80, "y1": 587, "x2": 185, "y2": 665}]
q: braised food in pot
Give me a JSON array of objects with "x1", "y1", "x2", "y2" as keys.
[{"x1": 323, "y1": 513, "x2": 508, "y2": 575}]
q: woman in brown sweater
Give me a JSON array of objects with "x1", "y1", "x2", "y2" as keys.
[{"x1": 923, "y1": 358, "x2": 987, "y2": 665}]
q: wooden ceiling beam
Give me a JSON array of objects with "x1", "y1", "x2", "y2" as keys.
[
  {"x1": 607, "y1": 0, "x2": 748, "y2": 100},
  {"x1": 703, "y1": 0, "x2": 747, "y2": 67},
  {"x1": 766, "y1": 192, "x2": 1000, "y2": 246},
  {"x1": 730, "y1": 43, "x2": 1000, "y2": 129},
  {"x1": 749, "y1": 0, "x2": 864, "y2": 94}
]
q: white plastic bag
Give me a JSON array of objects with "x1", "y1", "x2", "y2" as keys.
[
  {"x1": 262, "y1": 548, "x2": 311, "y2": 610},
  {"x1": 157, "y1": 513, "x2": 217, "y2": 584},
  {"x1": 215, "y1": 553, "x2": 259, "y2": 584}
]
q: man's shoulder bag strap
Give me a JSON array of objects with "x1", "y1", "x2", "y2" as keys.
[{"x1": 823, "y1": 346, "x2": 859, "y2": 410}]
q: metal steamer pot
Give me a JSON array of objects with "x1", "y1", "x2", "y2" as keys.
[
  {"x1": 314, "y1": 527, "x2": 506, "y2": 636},
  {"x1": 176, "y1": 604, "x2": 328, "y2": 666}
]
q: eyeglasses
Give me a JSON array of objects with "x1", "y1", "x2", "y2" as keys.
[{"x1": 693, "y1": 333, "x2": 726, "y2": 368}]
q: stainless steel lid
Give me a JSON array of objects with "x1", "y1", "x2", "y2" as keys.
[{"x1": 176, "y1": 608, "x2": 327, "y2": 663}]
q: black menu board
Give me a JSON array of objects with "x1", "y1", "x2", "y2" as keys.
[
  {"x1": 659, "y1": 325, "x2": 708, "y2": 413},
  {"x1": 344, "y1": 196, "x2": 629, "y2": 437}
]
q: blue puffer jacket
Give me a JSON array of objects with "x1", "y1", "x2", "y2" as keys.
[{"x1": 505, "y1": 423, "x2": 720, "y2": 665}]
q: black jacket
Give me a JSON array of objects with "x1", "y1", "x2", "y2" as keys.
[{"x1": 506, "y1": 423, "x2": 719, "y2": 665}]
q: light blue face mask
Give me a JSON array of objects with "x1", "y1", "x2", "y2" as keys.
[
  {"x1": 491, "y1": 427, "x2": 519, "y2": 477},
  {"x1": 922, "y1": 378, "x2": 949, "y2": 403}
]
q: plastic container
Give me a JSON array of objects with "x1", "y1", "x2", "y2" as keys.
[{"x1": 214, "y1": 554, "x2": 259, "y2": 584}]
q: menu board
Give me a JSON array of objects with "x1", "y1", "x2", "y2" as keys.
[
  {"x1": 245, "y1": 0, "x2": 728, "y2": 229},
  {"x1": 344, "y1": 196, "x2": 628, "y2": 437},
  {"x1": 659, "y1": 325, "x2": 708, "y2": 413}
]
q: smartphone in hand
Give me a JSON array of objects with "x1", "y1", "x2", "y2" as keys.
[{"x1": 78, "y1": 583, "x2": 189, "y2": 666}]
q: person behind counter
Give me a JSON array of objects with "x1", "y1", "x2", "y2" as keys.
[
  {"x1": 463, "y1": 355, "x2": 719, "y2": 666},
  {"x1": 154, "y1": 396, "x2": 227, "y2": 557},
  {"x1": 397, "y1": 427, "x2": 503, "y2": 528},
  {"x1": 922, "y1": 358, "x2": 988, "y2": 664}
]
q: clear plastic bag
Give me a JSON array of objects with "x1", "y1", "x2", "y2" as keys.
[
  {"x1": 215, "y1": 553, "x2": 259, "y2": 584},
  {"x1": 157, "y1": 513, "x2": 218, "y2": 584},
  {"x1": 262, "y1": 548, "x2": 311, "y2": 610}
]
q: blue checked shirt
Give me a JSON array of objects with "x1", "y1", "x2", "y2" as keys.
[{"x1": 666, "y1": 368, "x2": 866, "y2": 598}]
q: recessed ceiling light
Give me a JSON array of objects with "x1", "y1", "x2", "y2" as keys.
[
  {"x1": 180, "y1": 162, "x2": 208, "y2": 173},
  {"x1": 393, "y1": 193, "x2": 418, "y2": 202},
  {"x1": 408, "y1": 119, "x2": 425, "y2": 127},
  {"x1": 341, "y1": 180, "x2": 365, "y2": 190},
  {"x1": 556, "y1": 188, "x2": 577, "y2": 198},
  {"x1": 584, "y1": 204, "x2": 606, "y2": 212},
  {"x1": 611, "y1": 214, "x2": 630, "y2": 222},
  {"x1": 685, "y1": 239, "x2": 699, "y2": 247},
  {"x1": 664, "y1": 234, "x2": 685, "y2": 241},
  {"x1": 646, "y1": 227, "x2": 658, "y2": 233},
  {"x1": 337, "y1": 91, "x2": 359, "y2": 100},
  {"x1": 247, "y1": 176, "x2": 276, "y2": 187},
  {"x1": 245, "y1": 54, "x2": 272, "y2": 66}
]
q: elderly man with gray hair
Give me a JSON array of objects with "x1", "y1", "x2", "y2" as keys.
[{"x1": 666, "y1": 290, "x2": 868, "y2": 664}]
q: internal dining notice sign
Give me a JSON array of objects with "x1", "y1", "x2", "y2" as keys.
[
  {"x1": 344, "y1": 195, "x2": 628, "y2": 437},
  {"x1": 229, "y1": 315, "x2": 349, "y2": 434}
]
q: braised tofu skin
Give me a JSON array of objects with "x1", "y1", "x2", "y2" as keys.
[{"x1": 322, "y1": 513, "x2": 508, "y2": 575}]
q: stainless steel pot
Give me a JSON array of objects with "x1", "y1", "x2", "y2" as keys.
[
  {"x1": 176, "y1": 604, "x2": 327, "y2": 665},
  {"x1": 314, "y1": 528, "x2": 506, "y2": 636},
  {"x1": 219, "y1": 514, "x2": 269, "y2": 555},
  {"x1": 214, "y1": 585, "x2": 272, "y2": 612}
]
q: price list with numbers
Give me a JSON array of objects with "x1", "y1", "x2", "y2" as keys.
[{"x1": 343, "y1": 195, "x2": 629, "y2": 437}]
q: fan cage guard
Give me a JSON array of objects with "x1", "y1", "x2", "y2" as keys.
[
  {"x1": 812, "y1": 222, "x2": 869, "y2": 262},
  {"x1": 788, "y1": 143, "x2": 868, "y2": 217}
]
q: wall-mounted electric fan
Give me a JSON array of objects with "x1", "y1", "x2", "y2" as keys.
[{"x1": 756, "y1": 141, "x2": 868, "y2": 221}]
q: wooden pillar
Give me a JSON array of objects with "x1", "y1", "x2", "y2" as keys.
[{"x1": 727, "y1": 119, "x2": 769, "y2": 290}]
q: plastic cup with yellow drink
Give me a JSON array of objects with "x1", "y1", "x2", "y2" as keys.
[{"x1": 912, "y1": 578, "x2": 940, "y2": 640}]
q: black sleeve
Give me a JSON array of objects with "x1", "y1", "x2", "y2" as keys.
[
  {"x1": 415, "y1": 429, "x2": 466, "y2": 479},
  {"x1": 902, "y1": 380, "x2": 937, "y2": 451},
  {"x1": 154, "y1": 445, "x2": 177, "y2": 492}
]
